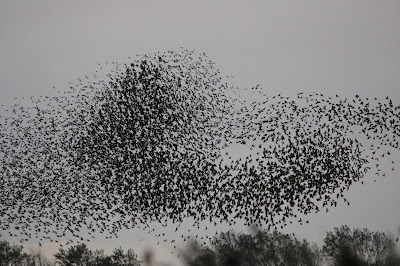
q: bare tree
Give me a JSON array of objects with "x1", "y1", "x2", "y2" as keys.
[
  {"x1": 323, "y1": 225, "x2": 393, "y2": 266},
  {"x1": 191, "y1": 229, "x2": 323, "y2": 266}
]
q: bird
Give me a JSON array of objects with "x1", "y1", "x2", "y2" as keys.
[{"x1": 0, "y1": 48, "x2": 399, "y2": 248}]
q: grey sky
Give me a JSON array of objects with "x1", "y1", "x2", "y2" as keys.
[{"x1": 1, "y1": 1, "x2": 400, "y2": 265}]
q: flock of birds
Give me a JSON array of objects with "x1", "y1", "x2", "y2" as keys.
[{"x1": 1, "y1": 49, "x2": 399, "y2": 248}]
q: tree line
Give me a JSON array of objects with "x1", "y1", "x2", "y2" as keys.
[
  {"x1": 1, "y1": 225, "x2": 399, "y2": 266},
  {"x1": 189, "y1": 225, "x2": 399, "y2": 266},
  {"x1": 0, "y1": 242, "x2": 140, "y2": 266}
]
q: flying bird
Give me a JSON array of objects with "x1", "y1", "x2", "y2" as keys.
[{"x1": 1, "y1": 48, "x2": 399, "y2": 245}]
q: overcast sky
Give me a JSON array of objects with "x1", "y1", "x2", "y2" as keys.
[{"x1": 1, "y1": 1, "x2": 400, "y2": 265}]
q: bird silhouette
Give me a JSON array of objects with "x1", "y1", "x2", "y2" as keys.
[{"x1": 1, "y1": 48, "x2": 399, "y2": 246}]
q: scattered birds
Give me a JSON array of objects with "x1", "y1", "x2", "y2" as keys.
[{"x1": 0, "y1": 49, "x2": 399, "y2": 246}]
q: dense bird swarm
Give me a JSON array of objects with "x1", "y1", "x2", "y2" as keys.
[{"x1": 1, "y1": 49, "x2": 399, "y2": 246}]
